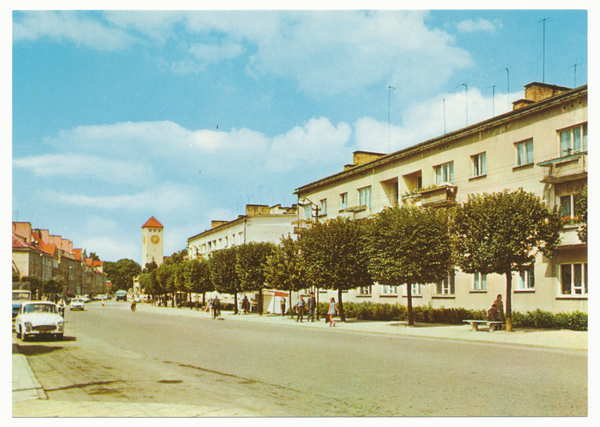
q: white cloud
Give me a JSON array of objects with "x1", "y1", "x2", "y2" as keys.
[
  {"x1": 456, "y1": 18, "x2": 502, "y2": 33},
  {"x1": 80, "y1": 235, "x2": 139, "y2": 263},
  {"x1": 46, "y1": 183, "x2": 199, "y2": 212},
  {"x1": 24, "y1": 11, "x2": 473, "y2": 98},
  {"x1": 13, "y1": 11, "x2": 138, "y2": 51},
  {"x1": 13, "y1": 154, "x2": 155, "y2": 185}
]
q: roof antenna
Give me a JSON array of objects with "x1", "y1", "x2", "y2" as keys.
[
  {"x1": 388, "y1": 86, "x2": 397, "y2": 154},
  {"x1": 538, "y1": 18, "x2": 550, "y2": 83},
  {"x1": 488, "y1": 85, "x2": 497, "y2": 117},
  {"x1": 569, "y1": 60, "x2": 582, "y2": 88}
]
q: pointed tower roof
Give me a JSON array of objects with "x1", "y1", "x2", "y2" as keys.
[{"x1": 142, "y1": 216, "x2": 164, "y2": 229}]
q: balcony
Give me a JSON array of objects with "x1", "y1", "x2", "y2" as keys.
[
  {"x1": 538, "y1": 152, "x2": 587, "y2": 184},
  {"x1": 418, "y1": 184, "x2": 458, "y2": 208},
  {"x1": 558, "y1": 224, "x2": 586, "y2": 250}
]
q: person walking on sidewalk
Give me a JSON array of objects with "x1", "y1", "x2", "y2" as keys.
[
  {"x1": 242, "y1": 295, "x2": 249, "y2": 314},
  {"x1": 307, "y1": 292, "x2": 316, "y2": 322},
  {"x1": 328, "y1": 297, "x2": 339, "y2": 327},
  {"x1": 296, "y1": 295, "x2": 306, "y2": 322},
  {"x1": 494, "y1": 294, "x2": 505, "y2": 330},
  {"x1": 280, "y1": 296, "x2": 286, "y2": 317}
]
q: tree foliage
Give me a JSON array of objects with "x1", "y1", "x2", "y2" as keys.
[
  {"x1": 450, "y1": 189, "x2": 562, "y2": 331},
  {"x1": 185, "y1": 258, "x2": 214, "y2": 299},
  {"x1": 209, "y1": 246, "x2": 242, "y2": 311},
  {"x1": 104, "y1": 259, "x2": 142, "y2": 291},
  {"x1": 298, "y1": 217, "x2": 372, "y2": 321},
  {"x1": 366, "y1": 205, "x2": 453, "y2": 326},
  {"x1": 236, "y1": 242, "x2": 275, "y2": 315},
  {"x1": 576, "y1": 186, "x2": 587, "y2": 243}
]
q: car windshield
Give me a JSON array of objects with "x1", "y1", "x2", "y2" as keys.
[
  {"x1": 24, "y1": 304, "x2": 58, "y2": 314},
  {"x1": 72, "y1": 299, "x2": 83, "y2": 303}
]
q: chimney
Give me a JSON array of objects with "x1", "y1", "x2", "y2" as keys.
[
  {"x1": 512, "y1": 82, "x2": 572, "y2": 110},
  {"x1": 211, "y1": 220, "x2": 229, "y2": 229},
  {"x1": 345, "y1": 151, "x2": 387, "y2": 171},
  {"x1": 245, "y1": 204, "x2": 271, "y2": 216}
]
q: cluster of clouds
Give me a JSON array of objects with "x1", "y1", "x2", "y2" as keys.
[{"x1": 13, "y1": 10, "x2": 486, "y2": 98}]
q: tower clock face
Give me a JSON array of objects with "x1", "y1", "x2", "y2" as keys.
[{"x1": 151, "y1": 235, "x2": 160, "y2": 244}]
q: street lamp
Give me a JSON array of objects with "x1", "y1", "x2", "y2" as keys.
[{"x1": 298, "y1": 197, "x2": 320, "y2": 321}]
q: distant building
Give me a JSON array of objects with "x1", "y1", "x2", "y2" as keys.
[
  {"x1": 187, "y1": 204, "x2": 298, "y2": 312},
  {"x1": 12, "y1": 222, "x2": 107, "y2": 297},
  {"x1": 141, "y1": 216, "x2": 164, "y2": 268},
  {"x1": 294, "y1": 82, "x2": 587, "y2": 314}
]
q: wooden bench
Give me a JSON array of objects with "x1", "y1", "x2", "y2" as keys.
[{"x1": 463, "y1": 320, "x2": 503, "y2": 332}]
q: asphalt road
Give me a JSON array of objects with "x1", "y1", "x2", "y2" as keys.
[{"x1": 14, "y1": 300, "x2": 588, "y2": 417}]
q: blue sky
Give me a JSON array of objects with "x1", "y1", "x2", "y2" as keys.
[{"x1": 10, "y1": 7, "x2": 589, "y2": 264}]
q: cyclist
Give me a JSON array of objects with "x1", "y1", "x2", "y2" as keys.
[{"x1": 212, "y1": 295, "x2": 221, "y2": 319}]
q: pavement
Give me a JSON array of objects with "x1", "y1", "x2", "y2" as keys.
[{"x1": 12, "y1": 302, "x2": 588, "y2": 417}]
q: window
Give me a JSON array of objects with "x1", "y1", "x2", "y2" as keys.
[
  {"x1": 359, "y1": 286, "x2": 372, "y2": 295},
  {"x1": 560, "y1": 194, "x2": 584, "y2": 221},
  {"x1": 561, "y1": 263, "x2": 588, "y2": 295},
  {"x1": 560, "y1": 123, "x2": 587, "y2": 156},
  {"x1": 359, "y1": 186, "x2": 372, "y2": 208},
  {"x1": 517, "y1": 265, "x2": 535, "y2": 290},
  {"x1": 340, "y1": 193, "x2": 348, "y2": 210},
  {"x1": 304, "y1": 204, "x2": 312, "y2": 220},
  {"x1": 436, "y1": 271, "x2": 456, "y2": 295},
  {"x1": 320, "y1": 199, "x2": 327, "y2": 216},
  {"x1": 474, "y1": 272, "x2": 487, "y2": 290},
  {"x1": 411, "y1": 283, "x2": 422, "y2": 295},
  {"x1": 435, "y1": 162, "x2": 454, "y2": 185},
  {"x1": 472, "y1": 153, "x2": 486, "y2": 177},
  {"x1": 381, "y1": 285, "x2": 398, "y2": 295},
  {"x1": 516, "y1": 139, "x2": 534, "y2": 166}
]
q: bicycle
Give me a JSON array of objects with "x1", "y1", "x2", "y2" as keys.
[{"x1": 212, "y1": 307, "x2": 221, "y2": 320}]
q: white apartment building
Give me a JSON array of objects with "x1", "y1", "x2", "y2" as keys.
[{"x1": 294, "y1": 82, "x2": 587, "y2": 315}]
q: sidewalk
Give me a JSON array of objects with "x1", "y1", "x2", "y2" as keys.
[{"x1": 12, "y1": 302, "x2": 587, "y2": 417}]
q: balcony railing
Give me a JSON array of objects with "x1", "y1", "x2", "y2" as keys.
[
  {"x1": 538, "y1": 152, "x2": 587, "y2": 184},
  {"x1": 559, "y1": 224, "x2": 586, "y2": 248},
  {"x1": 418, "y1": 184, "x2": 458, "y2": 208}
]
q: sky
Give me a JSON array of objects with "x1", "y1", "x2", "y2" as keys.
[{"x1": 9, "y1": 5, "x2": 590, "y2": 265}]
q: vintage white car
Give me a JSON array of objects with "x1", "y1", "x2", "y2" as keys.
[
  {"x1": 15, "y1": 301, "x2": 64, "y2": 341},
  {"x1": 70, "y1": 298, "x2": 85, "y2": 311}
]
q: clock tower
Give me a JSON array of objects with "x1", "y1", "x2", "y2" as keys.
[{"x1": 142, "y1": 216, "x2": 164, "y2": 268}]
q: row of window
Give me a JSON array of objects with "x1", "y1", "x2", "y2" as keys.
[
  {"x1": 194, "y1": 232, "x2": 245, "y2": 255},
  {"x1": 355, "y1": 263, "x2": 586, "y2": 296}
]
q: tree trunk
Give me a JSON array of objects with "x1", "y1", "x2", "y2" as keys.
[
  {"x1": 258, "y1": 289, "x2": 264, "y2": 316},
  {"x1": 338, "y1": 289, "x2": 345, "y2": 322},
  {"x1": 234, "y1": 293, "x2": 239, "y2": 315},
  {"x1": 505, "y1": 270, "x2": 513, "y2": 332},
  {"x1": 406, "y1": 282, "x2": 414, "y2": 326}
]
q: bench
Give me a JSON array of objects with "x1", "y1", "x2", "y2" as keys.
[{"x1": 463, "y1": 320, "x2": 503, "y2": 332}]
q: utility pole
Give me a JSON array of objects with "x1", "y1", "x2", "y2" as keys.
[
  {"x1": 300, "y1": 197, "x2": 320, "y2": 320},
  {"x1": 388, "y1": 86, "x2": 397, "y2": 154}
]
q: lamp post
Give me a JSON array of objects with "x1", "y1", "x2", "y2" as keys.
[{"x1": 299, "y1": 197, "x2": 320, "y2": 321}]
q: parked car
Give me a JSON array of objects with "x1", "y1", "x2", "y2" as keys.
[
  {"x1": 12, "y1": 290, "x2": 31, "y2": 320},
  {"x1": 115, "y1": 290, "x2": 128, "y2": 301},
  {"x1": 70, "y1": 299, "x2": 85, "y2": 311},
  {"x1": 76, "y1": 295, "x2": 91, "y2": 303},
  {"x1": 15, "y1": 301, "x2": 64, "y2": 341}
]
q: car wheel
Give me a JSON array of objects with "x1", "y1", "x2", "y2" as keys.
[{"x1": 16, "y1": 327, "x2": 21, "y2": 339}]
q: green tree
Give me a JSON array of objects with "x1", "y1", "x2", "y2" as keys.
[
  {"x1": 209, "y1": 247, "x2": 242, "y2": 312},
  {"x1": 265, "y1": 235, "x2": 306, "y2": 317},
  {"x1": 450, "y1": 189, "x2": 562, "y2": 332},
  {"x1": 104, "y1": 259, "x2": 142, "y2": 291},
  {"x1": 367, "y1": 205, "x2": 453, "y2": 326},
  {"x1": 27, "y1": 275, "x2": 44, "y2": 299},
  {"x1": 298, "y1": 217, "x2": 372, "y2": 321},
  {"x1": 139, "y1": 269, "x2": 159, "y2": 300},
  {"x1": 236, "y1": 242, "x2": 275, "y2": 315},
  {"x1": 45, "y1": 276, "x2": 65, "y2": 296},
  {"x1": 185, "y1": 258, "x2": 214, "y2": 307},
  {"x1": 575, "y1": 186, "x2": 587, "y2": 243}
]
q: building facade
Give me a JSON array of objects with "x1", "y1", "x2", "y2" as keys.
[
  {"x1": 187, "y1": 204, "x2": 298, "y2": 312},
  {"x1": 294, "y1": 82, "x2": 587, "y2": 314}
]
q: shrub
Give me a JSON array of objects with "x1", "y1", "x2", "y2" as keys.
[{"x1": 511, "y1": 309, "x2": 587, "y2": 331}]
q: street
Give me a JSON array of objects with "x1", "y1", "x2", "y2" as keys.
[{"x1": 13, "y1": 300, "x2": 587, "y2": 417}]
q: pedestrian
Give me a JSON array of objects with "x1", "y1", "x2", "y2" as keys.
[
  {"x1": 296, "y1": 295, "x2": 306, "y2": 322},
  {"x1": 328, "y1": 297, "x2": 339, "y2": 327},
  {"x1": 212, "y1": 295, "x2": 221, "y2": 319},
  {"x1": 494, "y1": 294, "x2": 505, "y2": 330},
  {"x1": 280, "y1": 296, "x2": 286, "y2": 317},
  {"x1": 307, "y1": 292, "x2": 316, "y2": 322},
  {"x1": 242, "y1": 295, "x2": 249, "y2": 314}
]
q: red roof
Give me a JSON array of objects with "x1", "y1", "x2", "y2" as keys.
[
  {"x1": 142, "y1": 216, "x2": 164, "y2": 229},
  {"x1": 12, "y1": 234, "x2": 33, "y2": 249}
]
